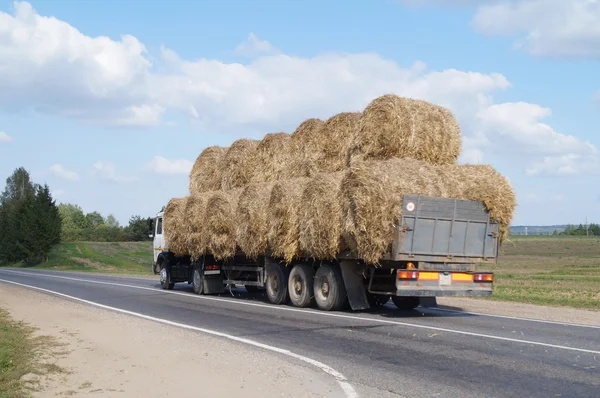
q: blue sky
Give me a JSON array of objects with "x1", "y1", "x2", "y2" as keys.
[{"x1": 0, "y1": 0, "x2": 599, "y2": 226}]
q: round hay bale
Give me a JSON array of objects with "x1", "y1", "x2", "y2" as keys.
[
  {"x1": 299, "y1": 172, "x2": 346, "y2": 259},
  {"x1": 352, "y1": 94, "x2": 461, "y2": 166},
  {"x1": 267, "y1": 178, "x2": 310, "y2": 263},
  {"x1": 202, "y1": 189, "x2": 243, "y2": 260},
  {"x1": 249, "y1": 132, "x2": 295, "y2": 183},
  {"x1": 342, "y1": 158, "x2": 516, "y2": 264},
  {"x1": 290, "y1": 118, "x2": 325, "y2": 178},
  {"x1": 221, "y1": 139, "x2": 260, "y2": 190},
  {"x1": 189, "y1": 146, "x2": 226, "y2": 194},
  {"x1": 184, "y1": 194, "x2": 208, "y2": 261},
  {"x1": 236, "y1": 182, "x2": 274, "y2": 259},
  {"x1": 163, "y1": 197, "x2": 188, "y2": 256},
  {"x1": 317, "y1": 112, "x2": 361, "y2": 173}
]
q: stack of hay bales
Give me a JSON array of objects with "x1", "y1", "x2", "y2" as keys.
[{"x1": 164, "y1": 93, "x2": 516, "y2": 265}]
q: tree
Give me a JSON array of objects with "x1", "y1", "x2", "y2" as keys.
[
  {"x1": 105, "y1": 214, "x2": 120, "y2": 228},
  {"x1": 58, "y1": 203, "x2": 88, "y2": 241},
  {"x1": 85, "y1": 211, "x2": 105, "y2": 227},
  {"x1": 123, "y1": 215, "x2": 153, "y2": 241}
]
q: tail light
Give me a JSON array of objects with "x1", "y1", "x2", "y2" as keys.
[
  {"x1": 397, "y1": 270, "x2": 419, "y2": 280},
  {"x1": 205, "y1": 264, "x2": 218, "y2": 270},
  {"x1": 473, "y1": 273, "x2": 494, "y2": 282}
]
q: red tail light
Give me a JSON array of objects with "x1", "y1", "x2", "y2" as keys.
[
  {"x1": 397, "y1": 270, "x2": 419, "y2": 280},
  {"x1": 205, "y1": 264, "x2": 218, "y2": 270},
  {"x1": 473, "y1": 273, "x2": 493, "y2": 282}
]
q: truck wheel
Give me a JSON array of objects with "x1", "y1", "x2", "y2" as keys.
[
  {"x1": 391, "y1": 296, "x2": 419, "y2": 310},
  {"x1": 160, "y1": 265, "x2": 174, "y2": 290},
  {"x1": 192, "y1": 266, "x2": 204, "y2": 295},
  {"x1": 313, "y1": 263, "x2": 347, "y2": 311},
  {"x1": 367, "y1": 293, "x2": 390, "y2": 308},
  {"x1": 288, "y1": 264, "x2": 314, "y2": 308},
  {"x1": 266, "y1": 262, "x2": 289, "y2": 305}
]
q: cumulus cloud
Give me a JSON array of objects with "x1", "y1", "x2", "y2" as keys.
[
  {"x1": 234, "y1": 33, "x2": 280, "y2": 57},
  {"x1": 1, "y1": 1, "x2": 597, "y2": 177},
  {"x1": 49, "y1": 164, "x2": 79, "y2": 181},
  {"x1": 0, "y1": 132, "x2": 12, "y2": 142},
  {"x1": 526, "y1": 154, "x2": 600, "y2": 177},
  {"x1": 93, "y1": 161, "x2": 137, "y2": 183},
  {"x1": 147, "y1": 156, "x2": 193, "y2": 175}
]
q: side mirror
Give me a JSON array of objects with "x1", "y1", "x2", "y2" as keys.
[{"x1": 149, "y1": 234, "x2": 154, "y2": 238}]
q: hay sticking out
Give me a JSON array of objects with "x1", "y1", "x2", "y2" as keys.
[
  {"x1": 184, "y1": 194, "x2": 207, "y2": 261},
  {"x1": 202, "y1": 189, "x2": 242, "y2": 260},
  {"x1": 317, "y1": 112, "x2": 361, "y2": 173},
  {"x1": 299, "y1": 172, "x2": 346, "y2": 260},
  {"x1": 267, "y1": 178, "x2": 310, "y2": 263},
  {"x1": 353, "y1": 94, "x2": 461, "y2": 165},
  {"x1": 249, "y1": 132, "x2": 294, "y2": 183},
  {"x1": 342, "y1": 158, "x2": 516, "y2": 264},
  {"x1": 236, "y1": 182, "x2": 274, "y2": 259},
  {"x1": 163, "y1": 197, "x2": 188, "y2": 256},
  {"x1": 221, "y1": 139, "x2": 260, "y2": 190},
  {"x1": 189, "y1": 146, "x2": 226, "y2": 194}
]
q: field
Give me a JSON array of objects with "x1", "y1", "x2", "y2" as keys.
[{"x1": 479, "y1": 235, "x2": 600, "y2": 310}]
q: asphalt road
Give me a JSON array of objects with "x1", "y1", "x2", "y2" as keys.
[{"x1": 1, "y1": 268, "x2": 598, "y2": 398}]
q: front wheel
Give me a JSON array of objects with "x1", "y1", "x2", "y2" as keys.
[
  {"x1": 313, "y1": 263, "x2": 347, "y2": 311},
  {"x1": 160, "y1": 265, "x2": 174, "y2": 290},
  {"x1": 192, "y1": 266, "x2": 204, "y2": 295},
  {"x1": 391, "y1": 296, "x2": 419, "y2": 310}
]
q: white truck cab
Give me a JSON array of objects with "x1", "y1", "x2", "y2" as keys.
[{"x1": 151, "y1": 211, "x2": 166, "y2": 274}]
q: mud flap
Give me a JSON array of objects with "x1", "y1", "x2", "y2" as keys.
[
  {"x1": 339, "y1": 260, "x2": 370, "y2": 310},
  {"x1": 204, "y1": 273, "x2": 225, "y2": 294}
]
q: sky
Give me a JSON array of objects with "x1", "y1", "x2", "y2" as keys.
[{"x1": 0, "y1": 0, "x2": 599, "y2": 226}]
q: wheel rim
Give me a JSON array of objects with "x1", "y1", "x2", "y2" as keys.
[
  {"x1": 268, "y1": 273, "x2": 279, "y2": 295},
  {"x1": 193, "y1": 269, "x2": 201, "y2": 288},
  {"x1": 160, "y1": 268, "x2": 166, "y2": 284},
  {"x1": 290, "y1": 274, "x2": 303, "y2": 300},
  {"x1": 315, "y1": 275, "x2": 330, "y2": 303}
]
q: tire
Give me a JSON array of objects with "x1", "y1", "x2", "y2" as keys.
[
  {"x1": 159, "y1": 264, "x2": 175, "y2": 290},
  {"x1": 313, "y1": 263, "x2": 347, "y2": 311},
  {"x1": 288, "y1": 264, "x2": 315, "y2": 308},
  {"x1": 192, "y1": 266, "x2": 204, "y2": 295},
  {"x1": 266, "y1": 262, "x2": 289, "y2": 305},
  {"x1": 367, "y1": 293, "x2": 390, "y2": 308},
  {"x1": 392, "y1": 296, "x2": 420, "y2": 310}
]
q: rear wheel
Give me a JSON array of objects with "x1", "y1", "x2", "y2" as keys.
[
  {"x1": 313, "y1": 263, "x2": 347, "y2": 311},
  {"x1": 266, "y1": 262, "x2": 289, "y2": 305},
  {"x1": 160, "y1": 264, "x2": 174, "y2": 290},
  {"x1": 288, "y1": 264, "x2": 315, "y2": 308},
  {"x1": 392, "y1": 296, "x2": 419, "y2": 310},
  {"x1": 192, "y1": 266, "x2": 204, "y2": 295},
  {"x1": 367, "y1": 293, "x2": 390, "y2": 308}
]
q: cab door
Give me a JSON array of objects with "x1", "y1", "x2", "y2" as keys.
[{"x1": 153, "y1": 216, "x2": 165, "y2": 264}]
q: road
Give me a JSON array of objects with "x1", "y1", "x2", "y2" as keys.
[{"x1": 0, "y1": 268, "x2": 598, "y2": 398}]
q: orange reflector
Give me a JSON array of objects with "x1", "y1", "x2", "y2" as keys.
[
  {"x1": 451, "y1": 273, "x2": 473, "y2": 282},
  {"x1": 397, "y1": 271, "x2": 419, "y2": 280},
  {"x1": 473, "y1": 273, "x2": 494, "y2": 282},
  {"x1": 418, "y1": 272, "x2": 439, "y2": 281},
  {"x1": 406, "y1": 262, "x2": 416, "y2": 269}
]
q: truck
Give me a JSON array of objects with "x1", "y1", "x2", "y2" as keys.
[{"x1": 151, "y1": 194, "x2": 498, "y2": 311}]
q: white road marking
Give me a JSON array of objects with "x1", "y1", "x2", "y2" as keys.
[
  {"x1": 0, "y1": 278, "x2": 358, "y2": 398},
  {"x1": 2, "y1": 269, "x2": 600, "y2": 355},
  {"x1": 428, "y1": 307, "x2": 600, "y2": 330}
]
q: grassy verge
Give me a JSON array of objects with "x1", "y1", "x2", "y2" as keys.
[
  {"x1": 1, "y1": 242, "x2": 154, "y2": 276},
  {"x1": 478, "y1": 236, "x2": 600, "y2": 310}
]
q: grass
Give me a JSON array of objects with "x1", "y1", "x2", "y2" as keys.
[
  {"x1": 478, "y1": 235, "x2": 600, "y2": 310},
  {"x1": 0, "y1": 309, "x2": 64, "y2": 398},
  {"x1": 0, "y1": 242, "x2": 154, "y2": 276}
]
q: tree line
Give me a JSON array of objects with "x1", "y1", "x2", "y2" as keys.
[{"x1": 555, "y1": 224, "x2": 600, "y2": 236}]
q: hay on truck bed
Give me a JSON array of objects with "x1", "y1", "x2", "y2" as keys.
[
  {"x1": 189, "y1": 146, "x2": 226, "y2": 194},
  {"x1": 342, "y1": 158, "x2": 516, "y2": 265},
  {"x1": 163, "y1": 197, "x2": 188, "y2": 257},
  {"x1": 236, "y1": 182, "x2": 275, "y2": 259},
  {"x1": 184, "y1": 194, "x2": 208, "y2": 261},
  {"x1": 249, "y1": 132, "x2": 295, "y2": 183},
  {"x1": 202, "y1": 188, "x2": 243, "y2": 260},
  {"x1": 299, "y1": 172, "x2": 347, "y2": 260},
  {"x1": 289, "y1": 118, "x2": 325, "y2": 178},
  {"x1": 316, "y1": 112, "x2": 361, "y2": 173},
  {"x1": 267, "y1": 178, "x2": 311, "y2": 263},
  {"x1": 220, "y1": 139, "x2": 260, "y2": 190},
  {"x1": 352, "y1": 94, "x2": 461, "y2": 166}
]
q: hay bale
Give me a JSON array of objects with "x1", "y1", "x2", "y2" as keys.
[
  {"x1": 249, "y1": 132, "x2": 295, "y2": 183},
  {"x1": 289, "y1": 118, "x2": 325, "y2": 178},
  {"x1": 316, "y1": 112, "x2": 361, "y2": 173},
  {"x1": 163, "y1": 197, "x2": 188, "y2": 256},
  {"x1": 267, "y1": 178, "x2": 310, "y2": 263},
  {"x1": 221, "y1": 139, "x2": 260, "y2": 190},
  {"x1": 184, "y1": 194, "x2": 208, "y2": 261},
  {"x1": 352, "y1": 94, "x2": 461, "y2": 165},
  {"x1": 342, "y1": 158, "x2": 516, "y2": 264},
  {"x1": 236, "y1": 182, "x2": 274, "y2": 259},
  {"x1": 189, "y1": 146, "x2": 226, "y2": 194},
  {"x1": 299, "y1": 172, "x2": 346, "y2": 259},
  {"x1": 202, "y1": 189, "x2": 243, "y2": 260}
]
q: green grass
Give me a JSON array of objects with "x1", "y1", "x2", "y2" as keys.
[
  {"x1": 1, "y1": 242, "x2": 154, "y2": 276},
  {"x1": 478, "y1": 235, "x2": 600, "y2": 310}
]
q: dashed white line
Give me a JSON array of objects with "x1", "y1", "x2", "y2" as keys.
[
  {"x1": 2, "y1": 269, "x2": 599, "y2": 356},
  {"x1": 0, "y1": 278, "x2": 358, "y2": 398}
]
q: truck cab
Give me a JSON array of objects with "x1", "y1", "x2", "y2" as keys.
[{"x1": 151, "y1": 211, "x2": 165, "y2": 274}]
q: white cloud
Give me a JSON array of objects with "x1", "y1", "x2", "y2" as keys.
[
  {"x1": 93, "y1": 161, "x2": 137, "y2": 183},
  {"x1": 472, "y1": 0, "x2": 600, "y2": 58},
  {"x1": 49, "y1": 164, "x2": 79, "y2": 181},
  {"x1": 526, "y1": 154, "x2": 600, "y2": 177},
  {"x1": 234, "y1": 33, "x2": 280, "y2": 57},
  {"x1": 0, "y1": 131, "x2": 12, "y2": 142},
  {"x1": 147, "y1": 156, "x2": 193, "y2": 175}
]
